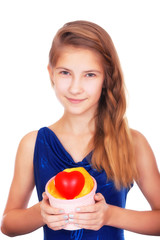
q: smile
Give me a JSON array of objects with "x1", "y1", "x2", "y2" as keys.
[{"x1": 66, "y1": 97, "x2": 87, "y2": 104}]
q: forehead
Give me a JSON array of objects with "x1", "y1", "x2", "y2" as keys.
[{"x1": 55, "y1": 46, "x2": 104, "y2": 70}]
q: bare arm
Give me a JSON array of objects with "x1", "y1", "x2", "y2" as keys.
[
  {"x1": 72, "y1": 130, "x2": 160, "y2": 235},
  {"x1": 107, "y1": 130, "x2": 160, "y2": 235},
  {"x1": 1, "y1": 131, "x2": 44, "y2": 237}
]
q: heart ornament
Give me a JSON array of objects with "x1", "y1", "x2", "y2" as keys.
[{"x1": 55, "y1": 171, "x2": 85, "y2": 199}]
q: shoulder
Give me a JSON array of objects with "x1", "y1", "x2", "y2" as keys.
[
  {"x1": 19, "y1": 130, "x2": 38, "y2": 149},
  {"x1": 16, "y1": 130, "x2": 38, "y2": 159},
  {"x1": 130, "y1": 128, "x2": 151, "y2": 154},
  {"x1": 13, "y1": 130, "x2": 38, "y2": 177},
  {"x1": 130, "y1": 128, "x2": 158, "y2": 178},
  {"x1": 130, "y1": 128, "x2": 147, "y2": 143},
  {"x1": 130, "y1": 128, "x2": 159, "y2": 183}
]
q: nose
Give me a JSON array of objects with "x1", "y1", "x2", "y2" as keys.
[{"x1": 68, "y1": 77, "x2": 83, "y2": 95}]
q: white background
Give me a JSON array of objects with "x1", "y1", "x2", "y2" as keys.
[{"x1": 0, "y1": 0, "x2": 160, "y2": 239}]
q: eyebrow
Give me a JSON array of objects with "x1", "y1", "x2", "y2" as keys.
[
  {"x1": 55, "y1": 67, "x2": 71, "y2": 71},
  {"x1": 55, "y1": 67, "x2": 102, "y2": 74}
]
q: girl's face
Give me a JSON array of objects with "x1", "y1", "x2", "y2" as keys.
[{"x1": 48, "y1": 46, "x2": 104, "y2": 117}]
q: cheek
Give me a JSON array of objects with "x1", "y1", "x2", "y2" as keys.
[
  {"x1": 54, "y1": 81, "x2": 71, "y2": 103},
  {"x1": 86, "y1": 82, "x2": 103, "y2": 98},
  {"x1": 54, "y1": 79, "x2": 69, "y2": 93}
]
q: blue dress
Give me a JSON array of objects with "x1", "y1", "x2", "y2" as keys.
[{"x1": 34, "y1": 127, "x2": 131, "y2": 240}]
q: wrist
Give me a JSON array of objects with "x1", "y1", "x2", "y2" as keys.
[
  {"x1": 37, "y1": 202, "x2": 45, "y2": 226},
  {"x1": 104, "y1": 204, "x2": 121, "y2": 227}
]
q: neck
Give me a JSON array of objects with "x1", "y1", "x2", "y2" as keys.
[{"x1": 59, "y1": 111, "x2": 96, "y2": 136}]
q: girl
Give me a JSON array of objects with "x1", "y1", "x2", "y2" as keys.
[{"x1": 1, "y1": 20, "x2": 160, "y2": 240}]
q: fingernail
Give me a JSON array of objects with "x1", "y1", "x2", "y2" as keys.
[
  {"x1": 65, "y1": 220, "x2": 69, "y2": 223},
  {"x1": 63, "y1": 215, "x2": 68, "y2": 219},
  {"x1": 76, "y1": 208, "x2": 80, "y2": 212},
  {"x1": 59, "y1": 209, "x2": 64, "y2": 213},
  {"x1": 69, "y1": 218, "x2": 74, "y2": 222},
  {"x1": 69, "y1": 214, "x2": 74, "y2": 219}
]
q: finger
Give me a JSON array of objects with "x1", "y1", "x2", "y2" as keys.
[
  {"x1": 74, "y1": 222, "x2": 100, "y2": 231},
  {"x1": 75, "y1": 193, "x2": 105, "y2": 213},
  {"x1": 94, "y1": 193, "x2": 104, "y2": 202},
  {"x1": 68, "y1": 213, "x2": 102, "y2": 231},
  {"x1": 42, "y1": 211, "x2": 69, "y2": 229},
  {"x1": 42, "y1": 192, "x2": 49, "y2": 200},
  {"x1": 75, "y1": 204, "x2": 96, "y2": 213},
  {"x1": 42, "y1": 192, "x2": 50, "y2": 207},
  {"x1": 71, "y1": 215, "x2": 98, "y2": 225},
  {"x1": 48, "y1": 218, "x2": 69, "y2": 230},
  {"x1": 69, "y1": 212, "x2": 97, "y2": 222},
  {"x1": 69, "y1": 215, "x2": 100, "y2": 231},
  {"x1": 74, "y1": 219, "x2": 98, "y2": 227},
  {"x1": 46, "y1": 214, "x2": 69, "y2": 224},
  {"x1": 41, "y1": 200, "x2": 65, "y2": 215},
  {"x1": 41, "y1": 193, "x2": 65, "y2": 215},
  {"x1": 51, "y1": 221, "x2": 68, "y2": 231},
  {"x1": 41, "y1": 205, "x2": 65, "y2": 215}
]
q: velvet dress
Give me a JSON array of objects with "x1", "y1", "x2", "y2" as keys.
[{"x1": 34, "y1": 127, "x2": 131, "y2": 240}]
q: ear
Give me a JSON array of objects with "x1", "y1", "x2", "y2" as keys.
[{"x1": 47, "y1": 64, "x2": 54, "y2": 85}]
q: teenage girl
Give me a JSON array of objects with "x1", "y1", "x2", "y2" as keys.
[{"x1": 1, "y1": 20, "x2": 160, "y2": 240}]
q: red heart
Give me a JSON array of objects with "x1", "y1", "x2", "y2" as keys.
[{"x1": 55, "y1": 171, "x2": 85, "y2": 199}]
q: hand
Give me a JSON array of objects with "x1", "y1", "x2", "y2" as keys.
[
  {"x1": 40, "y1": 192, "x2": 69, "y2": 231},
  {"x1": 69, "y1": 193, "x2": 109, "y2": 230}
]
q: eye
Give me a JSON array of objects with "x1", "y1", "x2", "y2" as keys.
[
  {"x1": 86, "y1": 73, "x2": 96, "y2": 77},
  {"x1": 60, "y1": 71, "x2": 70, "y2": 76}
]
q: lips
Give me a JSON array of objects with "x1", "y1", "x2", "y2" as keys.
[{"x1": 66, "y1": 97, "x2": 87, "y2": 104}]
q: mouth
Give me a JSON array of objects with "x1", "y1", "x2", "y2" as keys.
[{"x1": 66, "y1": 97, "x2": 87, "y2": 104}]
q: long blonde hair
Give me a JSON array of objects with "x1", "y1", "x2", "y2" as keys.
[{"x1": 49, "y1": 20, "x2": 138, "y2": 189}]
